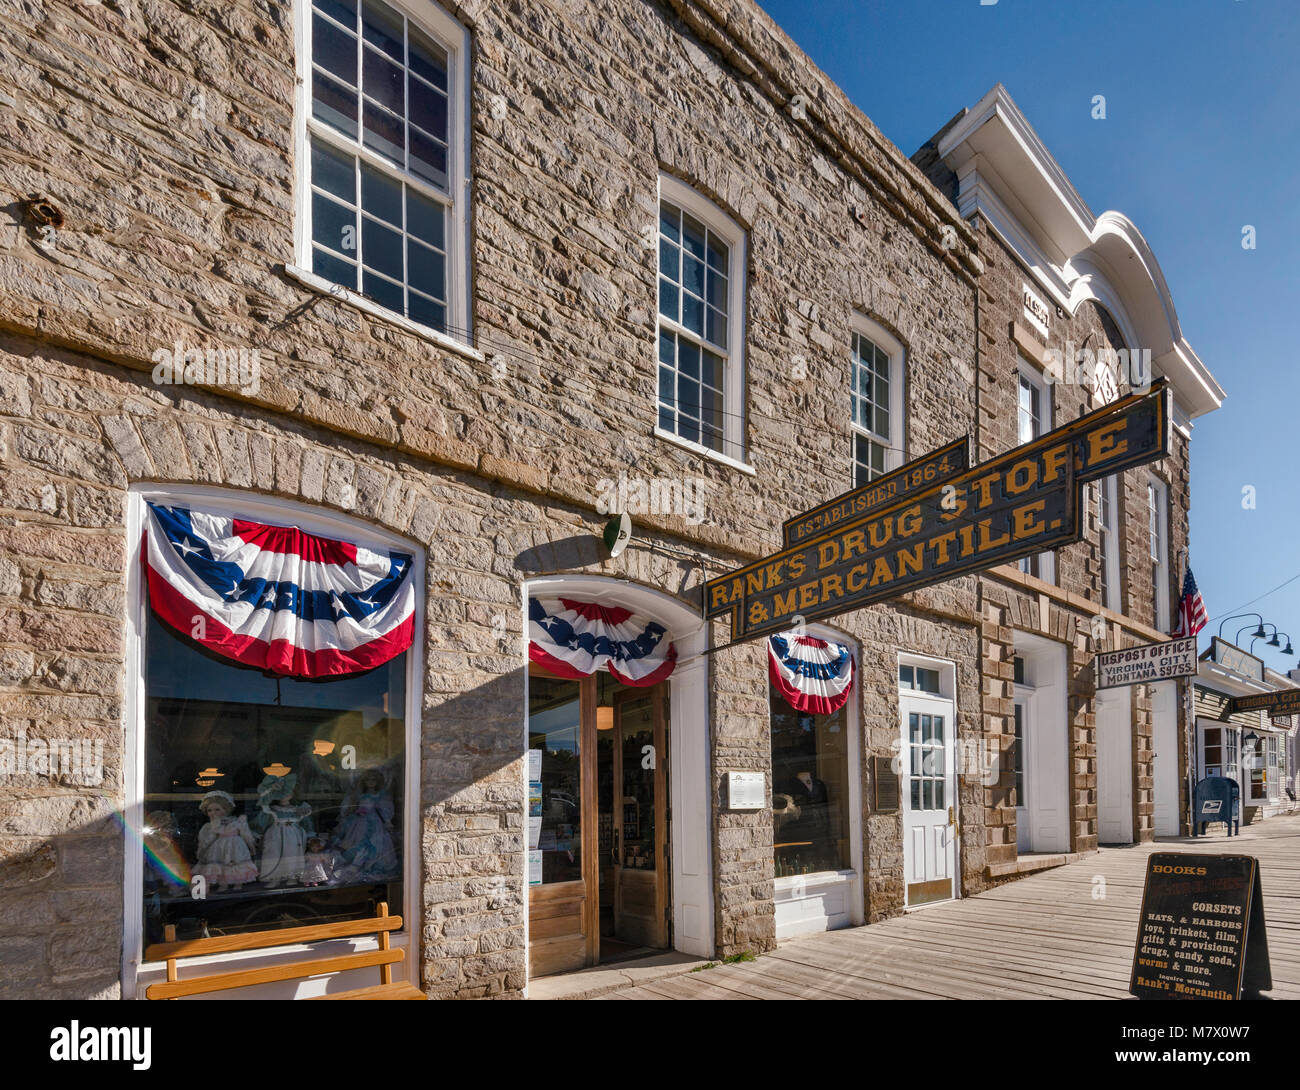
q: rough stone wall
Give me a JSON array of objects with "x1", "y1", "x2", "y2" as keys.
[{"x1": 0, "y1": 0, "x2": 1001, "y2": 998}]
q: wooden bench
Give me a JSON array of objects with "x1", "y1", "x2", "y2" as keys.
[{"x1": 144, "y1": 902, "x2": 426, "y2": 1000}]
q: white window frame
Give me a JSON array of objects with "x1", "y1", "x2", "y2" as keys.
[
  {"x1": 849, "y1": 315, "x2": 906, "y2": 487},
  {"x1": 1148, "y1": 475, "x2": 1170, "y2": 632},
  {"x1": 655, "y1": 174, "x2": 749, "y2": 470},
  {"x1": 121, "y1": 484, "x2": 424, "y2": 998},
  {"x1": 290, "y1": 0, "x2": 472, "y2": 351},
  {"x1": 1016, "y1": 362, "x2": 1055, "y2": 584},
  {"x1": 1097, "y1": 475, "x2": 1121, "y2": 611}
]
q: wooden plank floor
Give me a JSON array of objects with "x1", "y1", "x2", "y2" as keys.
[{"x1": 600, "y1": 815, "x2": 1300, "y2": 1000}]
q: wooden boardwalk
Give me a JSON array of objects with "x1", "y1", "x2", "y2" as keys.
[{"x1": 600, "y1": 815, "x2": 1300, "y2": 1000}]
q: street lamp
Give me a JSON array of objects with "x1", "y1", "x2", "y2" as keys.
[{"x1": 1220, "y1": 612, "x2": 1266, "y2": 642}]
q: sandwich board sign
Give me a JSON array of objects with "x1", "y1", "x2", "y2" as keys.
[{"x1": 1130, "y1": 853, "x2": 1270, "y2": 1000}]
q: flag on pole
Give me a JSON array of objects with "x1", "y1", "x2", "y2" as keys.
[{"x1": 1172, "y1": 568, "x2": 1208, "y2": 638}]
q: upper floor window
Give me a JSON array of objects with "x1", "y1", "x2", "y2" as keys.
[
  {"x1": 1016, "y1": 363, "x2": 1054, "y2": 583},
  {"x1": 656, "y1": 176, "x2": 747, "y2": 463},
  {"x1": 1148, "y1": 476, "x2": 1170, "y2": 630},
  {"x1": 300, "y1": 0, "x2": 469, "y2": 339},
  {"x1": 851, "y1": 318, "x2": 905, "y2": 488},
  {"x1": 1098, "y1": 476, "x2": 1120, "y2": 611}
]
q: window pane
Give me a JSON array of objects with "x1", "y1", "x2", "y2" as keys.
[
  {"x1": 706, "y1": 307, "x2": 727, "y2": 350},
  {"x1": 312, "y1": 246, "x2": 357, "y2": 289},
  {"x1": 658, "y1": 277, "x2": 679, "y2": 323},
  {"x1": 362, "y1": 267, "x2": 404, "y2": 313},
  {"x1": 681, "y1": 212, "x2": 707, "y2": 259},
  {"x1": 528, "y1": 674, "x2": 583, "y2": 884},
  {"x1": 362, "y1": 100, "x2": 404, "y2": 164},
  {"x1": 660, "y1": 204, "x2": 681, "y2": 244},
  {"x1": 142, "y1": 610, "x2": 406, "y2": 944},
  {"x1": 311, "y1": 138, "x2": 356, "y2": 203},
  {"x1": 315, "y1": 0, "x2": 357, "y2": 28},
  {"x1": 363, "y1": 47, "x2": 405, "y2": 115},
  {"x1": 706, "y1": 232, "x2": 727, "y2": 273},
  {"x1": 407, "y1": 291, "x2": 445, "y2": 331},
  {"x1": 313, "y1": 69, "x2": 359, "y2": 137},
  {"x1": 770, "y1": 683, "x2": 852, "y2": 876},
  {"x1": 313, "y1": 13, "x2": 358, "y2": 86},
  {"x1": 682, "y1": 253, "x2": 705, "y2": 298},
  {"x1": 408, "y1": 127, "x2": 448, "y2": 190},
  {"x1": 659, "y1": 238, "x2": 679, "y2": 282},
  {"x1": 407, "y1": 240, "x2": 445, "y2": 302},
  {"x1": 410, "y1": 86, "x2": 448, "y2": 143},
  {"x1": 360, "y1": 161, "x2": 402, "y2": 227},
  {"x1": 361, "y1": 0, "x2": 403, "y2": 60},
  {"x1": 678, "y1": 338, "x2": 699, "y2": 380},
  {"x1": 362, "y1": 216, "x2": 403, "y2": 280},
  {"x1": 406, "y1": 190, "x2": 445, "y2": 250},
  {"x1": 409, "y1": 27, "x2": 448, "y2": 91},
  {"x1": 681, "y1": 292, "x2": 704, "y2": 337},
  {"x1": 312, "y1": 192, "x2": 355, "y2": 256}
]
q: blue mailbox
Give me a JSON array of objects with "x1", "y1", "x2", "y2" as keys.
[{"x1": 1193, "y1": 775, "x2": 1240, "y2": 837}]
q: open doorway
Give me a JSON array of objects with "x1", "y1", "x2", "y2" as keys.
[{"x1": 527, "y1": 662, "x2": 671, "y2": 977}]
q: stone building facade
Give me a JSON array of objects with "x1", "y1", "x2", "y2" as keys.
[
  {"x1": 916, "y1": 85, "x2": 1223, "y2": 871},
  {"x1": 0, "y1": 0, "x2": 989, "y2": 999},
  {"x1": 0, "y1": 4, "x2": 1216, "y2": 1003}
]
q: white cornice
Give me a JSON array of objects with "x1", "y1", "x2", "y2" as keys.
[{"x1": 935, "y1": 84, "x2": 1225, "y2": 420}]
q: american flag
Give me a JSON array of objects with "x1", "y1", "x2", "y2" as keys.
[{"x1": 1172, "y1": 568, "x2": 1208, "y2": 638}]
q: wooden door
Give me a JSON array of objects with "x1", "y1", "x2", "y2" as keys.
[
  {"x1": 612, "y1": 684, "x2": 668, "y2": 948},
  {"x1": 527, "y1": 668, "x2": 598, "y2": 977}
]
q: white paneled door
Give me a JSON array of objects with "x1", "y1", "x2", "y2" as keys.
[{"x1": 900, "y1": 693, "x2": 958, "y2": 907}]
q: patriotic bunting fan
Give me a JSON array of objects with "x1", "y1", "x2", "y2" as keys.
[
  {"x1": 143, "y1": 503, "x2": 415, "y2": 678},
  {"x1": 768, "y1": 632, "x2": 855, "y2": 715},
  {"x1": 529, "y1": 598, "x2": 676, "y2": 686}
]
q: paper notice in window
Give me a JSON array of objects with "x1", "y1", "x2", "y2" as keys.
[
  {"x1": 528, "y1": 850, "x2": 543, "y2": 886},
  {"x1": 528, "y1": 815, "x2": 542, "y2": 850},
  {"x1": 528, "y1": 749, "x2": 542, "y2": 781}
]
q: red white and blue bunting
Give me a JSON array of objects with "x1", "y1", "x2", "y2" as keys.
[
  {"x1": 143, "y1": 502, "x2": 415, "y2": 678},
  {"x1": 529, "y1": 597, "x2": 676, "y2": 686},
  {"x1": 768, "y1": 633, "x2": 855, "y2": 715}
]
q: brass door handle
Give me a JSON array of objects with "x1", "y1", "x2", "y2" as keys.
[{"x1": 947, "y1": 806, "x2": 955, "y2": 826}]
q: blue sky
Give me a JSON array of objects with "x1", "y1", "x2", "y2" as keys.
[{"x1": 758, "y1": 0, "x2": 1300, "y2": 663}]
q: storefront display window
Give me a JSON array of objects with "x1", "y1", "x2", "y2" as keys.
[
  {"x1": 528, "y1": 672, "x2": 583, "y2": 884},
  {"x1": 143, "y1": 612, "x2": 407, "y2": 944},
  {"x1": 770, "y1": 692, "x2": 852, "y2": 877}
]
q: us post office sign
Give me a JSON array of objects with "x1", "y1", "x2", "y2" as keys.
[{"x1": 1095, "y1": 636, "x2": 1198, "y2": 689}]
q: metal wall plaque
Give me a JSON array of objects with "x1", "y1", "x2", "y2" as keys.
[
  {"x1": 725, "y1": 771, "x2": 766, "y2": 811},
  {"x1": 872, "y1": 756, "x2": 900, "y2": 813}
]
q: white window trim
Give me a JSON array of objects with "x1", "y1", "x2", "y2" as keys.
[
  {"x1": 121, "y1": 484, "x2": 424, "y2": 998},
  {"x1": 1148, "y1": 475, "x2": 1170, "y2": 632},
  {"x1": 1016, "y1": 361, "x2": 1055, "y2": 585},
  {"x1": 292, "y1": 0, "x2": 472, "y2": 346},
  {"x1": 656, "y1": 174, "x2": 748, "y2": 466},
  {"x1": 849, "y1": 314, "x2": 906, "y2": 483},
  {"x1": 1098, "y1": 475, "x2": 1121, "y2": 611}
]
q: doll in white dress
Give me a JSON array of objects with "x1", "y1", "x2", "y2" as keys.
[
  {"x1": 257, "y1": 773, "x2": 313, "y2": 888},
  {"x1": 195, "y1": 792, "x2": 258, "y2": 891},
  {"x1": 301, "y1": 837, "x2": 335, "y2": 887}
]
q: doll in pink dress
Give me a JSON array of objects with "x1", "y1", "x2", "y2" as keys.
[{"x1": 194, "y1": 791, "x2": 258, "y2": 891}]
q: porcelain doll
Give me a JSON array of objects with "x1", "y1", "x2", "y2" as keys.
[
  {"x1": 332, "y1": 769, "x2": 399, "y2": 883},
  {"x1": 301, "y1": 836, "x2": 336, "y2": 887},
  {"x1": 194, "y1": 792, "x2": 258, "y2": 891},
  {"x1": 257, "y1": 773, "x2": 313, "y2": 888}
]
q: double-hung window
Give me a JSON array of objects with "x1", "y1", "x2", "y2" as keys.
[
  {"x1": 1016, "y1": 364, "x2": 1054, "y2": 582},
  {"x1": 1148, "y1": 476, "x2": 1169, "y2": 630},
  {"x1": 656, "y1": 176, "x2": 747, "y2": 464},
  {"x1": 1098, "y1": 476, "x2": 1120, "y2": 610},
  {"x1": 300, "y1": 0, "x2": 469, "y2": 339},
  {"x1": 850, "y1": 319, "x2": 904, "y2": 487}
]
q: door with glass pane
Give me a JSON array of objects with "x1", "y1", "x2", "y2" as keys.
[
  {"x1": 900, "y1": 694, "x2": 957, "y2": 906},
  {"x1": 527, "y1": 667, "x2": 597, "y2": 977},
  {"x1": 610, "y1": 685, "x2": 668, "y2": 949}
]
